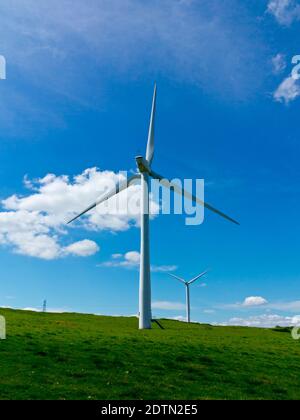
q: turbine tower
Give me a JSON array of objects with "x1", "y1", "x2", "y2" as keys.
[
  {"x1": 67, "y1": 85, "x2": 239, "y2": 330},
  {"x1": 168, "y1": 271, "x2": 208, "y2": 323}
]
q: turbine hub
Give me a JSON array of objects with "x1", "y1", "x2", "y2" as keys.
[{"x1": 135, "y1": 156, "x2": 150, "y2": 173}]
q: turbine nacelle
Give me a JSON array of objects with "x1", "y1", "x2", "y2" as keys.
[{"x1": 136, "y1": 156, "x2": 151, "y2": 174}]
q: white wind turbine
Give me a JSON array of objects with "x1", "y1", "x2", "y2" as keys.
[
  {"x1": 168, "y1": 270, "x2": 209, "y2": 323},
  {"x1": 67, "y1": 85, "x2": 239, "y2": 330}
]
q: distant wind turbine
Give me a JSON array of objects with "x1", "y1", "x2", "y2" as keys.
[
  {"x1": 168, "y1": 271, "x2": 209, "y2": 323},
  {"x1": 67, "y1": 85, "x2": 239, "y2": 330}
]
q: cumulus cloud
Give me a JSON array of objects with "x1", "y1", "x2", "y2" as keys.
[
  {"x1": 2, "y1": 168, "x2": 145, "y2": 227},
  {"x1": 0, "y1": 168, "x2": 155, "y2": 260},
  {"x1": 64, "y1": 240, "x2": 100, "y2": 257},
  {"x1": 242, "y1": 296, "x2": 268, "y2": 307},
  {"x1": 100, "y1": 251, "x2": 177, "y2": 273},
  {"x1": 223, "y1": 298, "x2": 300, "y2": 313},
  {"x1": 220, "y1": 314, "x2": 300, "y2": 328},
  {"x1": 102, "y1": 251, "x2": 141, "y2": 268},
  {"x1": 152, "y1": 301, "x2": 186, "y2": 311},
  {"x1": 267, "y1": 0, "x2": 300, "y2": 25},
  {"x1": 273, "y1": 76, "x2": 300, "y2": 103}
]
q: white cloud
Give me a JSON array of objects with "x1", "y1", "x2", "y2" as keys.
[
  {"x1": 2, "y1": 168, "x2": 145, "y2": 228},
  {"x1": 223, "y1": 298, "x2": 300, "y2": 313},
  {"x1": 100, "y1": 250, "x2": 177, "y2": 273},
  {"x1": 272, "y1": 53, "x2": 286, "y2": 74},
  {"x1": 124, "y1": 251, "x2": 141, "y2": 265},
  {"x1": 222, "y1": 296, "x2": 268, "y2": 309},
  {"x1": 267, "y1": 0, "x2": 300, "y2": 25},
  {"x1": 220, "y1": 313, "x2": 300, "y2": 328},
  {"x1": 242, "y1": 296, "x2": 268, "y2": 307},
  {"x1": 268, "y1": 300, "x2": 300, "y2": 311},
  {"x1": 101, "y1": 251, "x2": 140, "y2": 269},
  {"x1": 274, "y1": 76, "x2": 300, "y2": 103},
  {"x1": 0, "y1": 168, "x2": 156, "y2": 260},
  {"x1": 112, "y1": 253, "x2": 123, "y2": 259},
  {"x1": 64, "y1": 240, "x2": 99, "y2": 257},
  {"x1": 151, "y1": 265, "x2": 178, "y2": 273},
  {"x1": 152, "y1": 301, "x2": 186, "y2": 311}
]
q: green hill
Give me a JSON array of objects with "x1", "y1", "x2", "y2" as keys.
[{"x1": 0, "y1": 308, "x2": 299, "y2": 400}]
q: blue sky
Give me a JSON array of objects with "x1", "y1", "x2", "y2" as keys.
[{"x1": 0, "y1": 0, "x2": 300, "y2": 327}]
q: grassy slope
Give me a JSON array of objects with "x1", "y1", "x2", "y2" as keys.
[{"x1": 0, "y1": 308, "x2": 299, "y2": 400}]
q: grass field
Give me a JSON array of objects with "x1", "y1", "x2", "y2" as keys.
[{"x1": 0, "y1": 308, "x2": 300, "y2": 400}]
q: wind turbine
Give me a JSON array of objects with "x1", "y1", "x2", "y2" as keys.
[
  {"x1": 67, "y1": 84, "x2": 239, "y2": 330},
  {"x1": 168, "y1": 271, "x2": 209, "y2": 323}
]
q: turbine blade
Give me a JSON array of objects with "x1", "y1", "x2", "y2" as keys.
[
  {"x1": 149, "y1": 170, "x2": 239, "y2": 225},
  {"x1": 67, "y1": 202, "x2": 98, "y2": 224},
  {"x1": 146, "y1": 84, "x2": 157, "y2": 165},
  {"x1": 67, "y1": 174, "x2": 140, "y2": 224},
  {"x1": 168, "y1": 273, "x2": 186, "y2": 284},
  {"x1": 188, "y1": 269, "x2": 209, "y2": 285}
]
